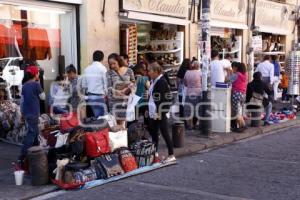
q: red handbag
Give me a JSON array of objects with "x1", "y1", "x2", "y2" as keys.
[
  {"x1": 85, "y1": 128, "x2": 110, "y2": 158},
  {"x1": 60, "y1": 112, "x2": 79, "y2": 133},
  {"x1": 118, "y1": 148, "x2": 138, "y2": 172}
]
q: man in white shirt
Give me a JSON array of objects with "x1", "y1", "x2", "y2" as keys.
[
  {"x1": 255, "y1": 55, "x2": 274, "y2": 85},
  {"x1": 210, "y1": 50, "x2": 225, "y2": 87},
  {"x1": 221, "y1": 54, "x2": 233, "y2": 78},
  {"x1": 82, "y1": 50, "x2": 107, "y2": 118}
]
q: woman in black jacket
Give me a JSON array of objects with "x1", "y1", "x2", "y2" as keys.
[
  {"x1": 148, "y1": 62, "x2": 175, "y2": 163},
  {"x1": 246, "y1": 72, "x2": 273, "y2": 126}
]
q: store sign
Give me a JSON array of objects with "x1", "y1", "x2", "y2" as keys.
[
  {"x1": 210, "y1": 0, "x2": 248, "y2": 26},
  {"x1": 122, "y1": 0, "x2": 189, "y2": 18},
  {"x1": 252, "y1": 35, "x2": 263, "y2": 52},
  {"x1": 255, "y1": 0, "x2": 290, "y2": 34}
]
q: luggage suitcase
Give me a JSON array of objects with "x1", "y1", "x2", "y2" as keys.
[
  {"x1": 130, "y1": 140, "x2": 156, "y2": 167},
  {"x1": 95, "y1": 154, "x2": 124, "y2": 179}
]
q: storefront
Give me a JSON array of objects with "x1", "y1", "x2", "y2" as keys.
[
  {"x1": 119, "y1": 0, "x2": 190, "y2": 72},
  {"x1": 209, "y1": 0, "x2": 248, "y2": 62},
  {"x1": 0, "y1": 0, "x2": 80, "y2": 91},
  {"x1": 253, "y1": 0, "x2": 292, "y2": 71}
]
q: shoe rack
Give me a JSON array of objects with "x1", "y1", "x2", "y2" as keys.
[{"x1": 254, "y1": 34, "x2": 286, "y2": 69}]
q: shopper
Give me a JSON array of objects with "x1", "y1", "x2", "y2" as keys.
[
  {"x1": 176, "y1": 58, "x2": 190, "y2": 120},
  {"x1": 229, "y1": 62, "x2": 248, "y2": 132},
  {"x1": 82, "y1": 50, "x2": 108, "y2": 118},
  {"x1": 280, "y1": 71, "x2": 289, "y2": 102},
  {"x1": 48, "y1": 75, "x2": 69, "y2": 115},
  {"x1": 120, "y1": 53, "x2": 134, "y2": 69},
  {"x1": 271, "y1": 55, "x2": 281, "y2": 101},
  {"x1": 107, "y1": 53, "x2": 135, "y2": 126},
  {"x1": 246, "y1": 72, "x2": 273, "y2": 126},
  {"x1": 221, "y1": 54, "x2": 233, "y2": 79},
  {"x1": 66, "y1": 64, "x2": 81, "y2": 113},
  {"x1": 18, "y1": 65, "x2": 45, "y2": 163},
  {"x1": 211, "y1": 50, "x2": 225, "y2": 87},
  {"x1": 255, "y1": 55, "x2": 274, "y2": 87},
  {"x1": 184, "y1": 60, "x2": 202, "y2": 130},
  {"x1": 148, "y1": 62, "x2": 175, "y2": 163}
]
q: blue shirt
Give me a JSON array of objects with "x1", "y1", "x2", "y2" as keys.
[
  {"x1": 21, "y1": 81, "x2": 43, "y2": 117},
  {"x1": 272, "y1": 61, "x2": 280, "y2": 77}
]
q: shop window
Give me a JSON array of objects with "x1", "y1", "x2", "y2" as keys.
[{"x1": 0, "y1": 3, "x2": 77, "y2": 90}]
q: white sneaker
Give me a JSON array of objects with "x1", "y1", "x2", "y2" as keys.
[{"x1": 164, "y1": 155, "x2": 176, "y2": 163}]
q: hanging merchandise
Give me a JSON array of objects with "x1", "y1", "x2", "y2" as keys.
[{"x1": 287, "y1": 51, "x2": 300, "y2": 95}]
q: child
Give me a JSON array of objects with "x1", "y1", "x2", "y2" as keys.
[
  {"x1": 280, "y1": 71, "x2": 289, "y2": 102},
  {"x1": 18, "y1": 65, "x2": 45, "y2": 163}
]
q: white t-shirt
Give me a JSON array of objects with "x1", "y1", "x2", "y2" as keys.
[
  {"x1": 210, "y1": 60, "x2": 225, "y2": 87},
  {"x1": 221, "y1": 59, "x2": 232, "y2": 77}
]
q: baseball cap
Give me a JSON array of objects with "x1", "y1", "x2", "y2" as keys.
[{"x1": 26, "y1": 66, "x2": 39, "y2": 76}]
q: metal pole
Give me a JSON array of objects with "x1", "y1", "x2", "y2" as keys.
[{"x1": 199, "y1": 0, "x2": 212, "y2": 136}]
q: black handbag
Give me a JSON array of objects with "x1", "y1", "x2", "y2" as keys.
[
  {"x1": 130, "y1": 140, "x2": 156, "y2": 167},
  {"x1": 95, "y1": 154, "x2": 124, "y2": 179},
  {"x1": 127, "y1": 122, "x2": 146, "y2": 145},
  {"x1": 82, "y1": 117, "x2": 108, "y2": 131}
]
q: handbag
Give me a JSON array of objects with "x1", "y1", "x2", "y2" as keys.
[
  {"x1": 60, "y1": 112, "x2": 79, "y2": 133},
  {"x1": 68, "y1": 127, "x2": 86, "y2": 156},
  {"x1": 130, "y1": 140, "x2": 156, "y2": 167},
  {"x1": 118, "y1": 148, "x2": 138, "y2": 173},
  {"x1": 95, "y1": 154, "x2": 124, "y2": 179},
  {"x1": 250, "y1": 92, "x2": 263, "y2": 106},
  {"x1": 109, "y1": 130, "x2": 128, "y2": 152},
  {"x1": 127, "y1": 122, "x2": 145, "y2": 145},
  {"x1": 41, "y1": 126, "x2": 60, "y2": 147},
  {"x1": 85, "y1": 128, "x2": 110, "y2": 158}
]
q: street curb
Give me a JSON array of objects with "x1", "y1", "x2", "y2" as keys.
[{"x1": 174, "y1": 119, "x2": 300, "y2": 158}]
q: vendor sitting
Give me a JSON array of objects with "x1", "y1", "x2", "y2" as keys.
[
  {"x1": 0, "y1": 84, "x2": 22, "y2": 138},
  {"x1": 48, "y1": 75, "x2": 70, "y2": 115}
]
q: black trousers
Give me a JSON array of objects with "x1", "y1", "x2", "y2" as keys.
[{"x1": 149, "y1": 114, "x2": 174, "y2": 156}]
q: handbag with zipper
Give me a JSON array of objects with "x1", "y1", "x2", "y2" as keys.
[{"x1": 85, "y1": 128, "x2": 110, "y2": 158}]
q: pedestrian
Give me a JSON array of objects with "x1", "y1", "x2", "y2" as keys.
[
  {"x1": 120, "y1": 53, "x2": 134, "y2": 69},
  {"x1": 148, "y1": 62, "x2": 175, "y2": 163},
  {"x1": 82, "y1": 50, "x2": 108, "y2": 118},
  {"x1": 246, "y1": 72, "x2": 273, "y2": 126},
  {"x1": 48, "y1": 75, "x2": 69, "y2": 115},
  {"x1": 18, "y1": 65, "x2": 45, "y2": 164},
  {"x1": 229, "y1": 62, "x2": 248, "y2": 132},
  {"x1": 280, "y1": 71, "x2": 289, "y2": 102},
  {"x1": 255, "y1": 55, "x2": 274, "y2": 89},
  {"x1": 210, "y1": 50, "x2": 225, "y2": 87},
  {"x1": 221, "y1": 54, "x2": 233, "y2": 79},
  {"x1": 133, "y1": 62, "x2": 150, "y2": 124},
  {"x1": 176, "y1": 58, "x2": 190, "y2": 121},
  {"x1": 66, "y1": 64, "x2": 81, "y2": 113},
  {"x1": 107, "y1": 53, "x2": 135, "y2": 127},
  {"x1": 271, "y1": 55, "x2": 281, "y2": 101},
  {"x1": 184, "y1": 60, "x2": 202, "y2": 130}
]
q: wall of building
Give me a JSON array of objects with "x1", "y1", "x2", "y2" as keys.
[{"x1": 79, "y1": 0, "x2": 120, "y2": 69}]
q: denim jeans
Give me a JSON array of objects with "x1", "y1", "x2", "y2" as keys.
[
  {"x1": 20, "y1": 115, "x2": 39, "y2": 159},
  {"x1": 53, "y1": 106, "x2": 68, "y2": 115},
  {"x1": 87, "y1": 95, "x2": 106, "y2": 118},
  {"x1": 264, "y1": 102, "x2": 272, "y2": 122}
]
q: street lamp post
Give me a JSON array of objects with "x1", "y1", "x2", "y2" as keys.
[{"x1": 199, "y1": 0, "x2": 212, "y2": 137}]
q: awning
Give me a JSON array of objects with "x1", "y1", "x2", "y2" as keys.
[
  {"x1": 211, "y1": 20, "x2": 248, "y2": 30},
  {"x1": 256, "y1": 26, "x2": 289, "y2": 35},
  {"x1": 125, "y1": 11, "x2": 190, "y2": 26}
]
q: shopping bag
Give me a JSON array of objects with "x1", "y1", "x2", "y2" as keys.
[
  {"x1": 109, "y1": 130, "x2": 128, "y2": 152},
  {"x1": 126, "y1": 94, "x2": 141, "y2": 122}
]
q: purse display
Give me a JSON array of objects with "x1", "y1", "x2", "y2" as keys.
[{"x1": 85, "y1": 128, "x2": 110, "y2": 158}]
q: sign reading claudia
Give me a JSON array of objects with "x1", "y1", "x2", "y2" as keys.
[
  {"x1": 210, "y1": 0, "x2": 247, "y2": 25},
  {"x1": 255, "y1": 0, "x2": 290, "y2": 34},
  {"x1": 122, "y1": 0, "x2": 189, "y2": 18}
]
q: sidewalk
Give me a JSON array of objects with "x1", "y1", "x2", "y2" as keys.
[{"x1": 0, "y1": 117, "x2": 299, "y2": 200}]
